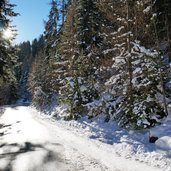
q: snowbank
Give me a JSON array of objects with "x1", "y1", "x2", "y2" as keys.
[
  {"x1": 155, "y1": 136, "x2": 171, "y2": 158},
  {"x1": 37, "y1": 105, "x2": 171, "y2": 171}
]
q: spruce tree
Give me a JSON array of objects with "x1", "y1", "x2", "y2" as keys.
[
  {"x1": 70, "y1": 0, "x2": 103, "y2": 115},
  {"x1": 43, "y1": 0, "x2": 60, "y2": 97},
  {"x1": 57, "y1": 0, "x2": 81, "y2": 118},
  {"x1": 44, "y1": 0, "x2": 59, "y2": 59},
  {"x1": 104, "y1": 0, "x2": 167, "y2": 128},
  {"x1": 0, "y1": 0, "x2": 18, "y2": 105}
]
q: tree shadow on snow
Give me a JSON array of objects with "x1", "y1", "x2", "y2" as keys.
[
  {"x1": 0, "y1": 124, "x2": 13, "y2": 138},
  {"x1": 0, "y1": 102, "x2": 30, "y2": 112},
  {"x1": 0, "y1": 121, "x2": 21, "y2": 139},
  {"x1": 0, "y1": 107, "x2": 5, "y2": 117},
  {"x1": 0, "y1": 141, "x2": 62, "y2": 171}
]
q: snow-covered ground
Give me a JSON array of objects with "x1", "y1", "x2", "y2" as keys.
[{"x1": 0, "y1": 105, "x2": 171, "y2": 171}]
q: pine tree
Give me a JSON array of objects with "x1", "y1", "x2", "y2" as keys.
[
  {"x1": 70, "y1": 0, "x2": 103, "y2": 114},
  {"x1": 34, "y1": 0, "x2": 60, "y2": 101},
  {"x1": 57, "y1": 0, "x2": 107, "y2": 118},
  {"x1": 44, "y1": 0, "x2": 59, "y2": 59},
  {"x1": 57, "y1": 0, "x2": 81, "y2": 118},
  {"x1": 0, "y1": 0, "x2": 18, "y2": 105},
  {"x1": 104, "y1": 0, "x2": 167, "y2": 128}
]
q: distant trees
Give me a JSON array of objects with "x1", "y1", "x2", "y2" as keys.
[
  {"x1": 27, "y1": 36, "x2": 46, "y2": 104},
  {"x1": 15, "y1": 41, "x2": 31, "y2": 100}
]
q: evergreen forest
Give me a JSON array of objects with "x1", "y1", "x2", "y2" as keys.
[{"x1": 1, "y1": 0, "x2": 171, "y2": 129}]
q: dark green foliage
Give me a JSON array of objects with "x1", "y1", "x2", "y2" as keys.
[
  {"x1": 44, "y1": 0, "x2": 59, "y2": 59},
  {"x1": 0, "y1": 0, "x2": 19, "y2": 105},
  {"x1": 15, "y1": 41, "x2": 31, "y2": 81}
]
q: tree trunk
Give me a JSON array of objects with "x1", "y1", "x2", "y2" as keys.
[
  {"x1": 126, "y1": 0, "x2": 133, "y2": 108},
  {"x1": 152, "y1": 0, "x2": 168, "y2": 116}
]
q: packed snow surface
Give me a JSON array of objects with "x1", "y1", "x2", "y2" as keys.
[{"x1": 0, "y1": 105, "x2": 171, "y2": 171}]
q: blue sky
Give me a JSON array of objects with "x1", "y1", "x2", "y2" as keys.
[{"x1": 10, "y1": 0, "x2": 51, "y2": 44}]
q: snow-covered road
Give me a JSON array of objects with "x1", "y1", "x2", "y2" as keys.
[
  {"x1": 0, "y1": 106, "x2": 166, "y2": 171},
  {"x1": 0, "y1": 106, "x2": 109, "y2": 171}
]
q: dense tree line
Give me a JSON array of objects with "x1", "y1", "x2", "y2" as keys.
[
  {"x1": 27, "y1": 0, "x2": 171, "y2": 129},
  {"x1": 15, "y1": 36, "x2": 45, "y2": 101}
]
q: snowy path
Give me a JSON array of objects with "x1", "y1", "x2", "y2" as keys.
[{"x1": 0, "y1": 106, "x2": 164, "y2": 171}]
